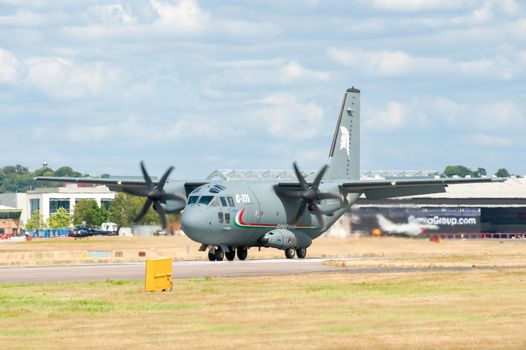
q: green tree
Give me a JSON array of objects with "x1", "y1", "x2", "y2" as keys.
[
  {"x1": 495, "y1": 168, "x2": 510, "y2": 177},
  {"x1": 34, "y1": 167, "x2": 55, "y2": 177},
  {"x1": 25, "y1": 210, "x2": 45, "y2": 230},
  {"x1": 48, "y1": 207, "x2": 71, "y2": 229},
  {"x1": 54, "y1": 166, "x2": 82, "y2": 178},
  {"x1": 109, "y1": 193, "x2": 160, "y2": 227},
  {"x1": 443, "y1": 165, "x2": 473, "y2": 177},
  {"x1": 473, "y1": 167, "x2": 487, "y2": 177},
  {"x1": 73, "y1": 199, "x2": 108, "y2": 227},
  {"x1": 0, "y1": 164, "x2": 87, "y2": 193}
]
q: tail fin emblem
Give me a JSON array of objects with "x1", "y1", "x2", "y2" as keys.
[{"x1": 339, "y1": 126, "x2": 350, "y2": 156}]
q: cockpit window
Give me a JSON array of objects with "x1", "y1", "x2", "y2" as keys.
[
  {"x1": 188, "y1": 196, "x2": 199, "y2": 205},
  {"x1": 220, "y1": 197, "x2": 227, "y2": 207},
  {"x1": 209, "y1": 184, "x2": 227, "y2": 194},
  {"x1": 198, "y1": 196, "x2": 214, "y2": 205},
  {"x1": 209, "y1": 196, "x2": 220, "y2": 207},
  {"x1": 227, "y1": 196, "x2": 235, "y2": 207}
]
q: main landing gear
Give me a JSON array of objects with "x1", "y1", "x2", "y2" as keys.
[
  {"x1": 285, "y1": 247, "x2": 307, "y2": 259},
  {"x1": 208, "y1": 246, "x2": 248, "y2": 261}
]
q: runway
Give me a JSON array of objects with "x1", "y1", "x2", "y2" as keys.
[
  {"x1": 0, "y1": 258, "x2": 520, "y2": 284},
  {"x1": 0, "y1": 259, "x2": 342, "y2": 283}
]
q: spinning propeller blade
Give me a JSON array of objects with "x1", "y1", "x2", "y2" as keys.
[
  {"x1": 281, "y1": 162, "x2": 343, "y2": 228},
  {"x1": 121, "y1": 161, "x2": 186, "y2": 229}
]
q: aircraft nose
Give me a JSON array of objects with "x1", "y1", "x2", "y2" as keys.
[{"x1": 181, "y1": 208, "x2": 206, "y2": 242}]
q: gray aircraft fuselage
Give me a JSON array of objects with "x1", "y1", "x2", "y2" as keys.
[{"x1": 176, "y1": 181, "x2": 349, "y2": 248}]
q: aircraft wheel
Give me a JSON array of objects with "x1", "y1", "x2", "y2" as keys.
[
  {"x1": 237, "y1": 247, "x2": 248, "y2": 260},
  {"x1": 208, "y1": 250, "x2": 216, "y2": 261},
  {"x1": 296, "y1": 247, "x2": 307, "y2": 259},
  {"x1": 214, "y1": 247, "x2": 224, "y2": 261},
  {"x1": 225, "y1": 248, "x2": 235, "y2": 261},
  {"x1": 285, "y1": 248, "x2": 296, "y2": 259}
]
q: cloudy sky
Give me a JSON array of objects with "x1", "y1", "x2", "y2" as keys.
[{"x1": 1, "y1": 0, "x2": 525, "y2": 179}]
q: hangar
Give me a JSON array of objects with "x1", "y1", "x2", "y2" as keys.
[{"x1": 352, "y1": 177, "x2": 526, "y2": 239}]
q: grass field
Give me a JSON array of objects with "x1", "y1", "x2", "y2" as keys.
[
  {"x1": 1, "y1": 237, "x2": 526, "y2": 349},
  {"x1": 1, "y1": 269, "x2": 525, "y2": 349}
]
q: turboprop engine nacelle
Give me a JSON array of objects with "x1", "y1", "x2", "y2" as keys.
[
  {"x1": 259, "y1": 229, "x2": 312, "y2": 250},
  {"x1": 163, "y1": 200, "x2": 186, "y2": 213}
]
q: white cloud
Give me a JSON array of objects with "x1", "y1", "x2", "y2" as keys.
[
  {"x1": 403, "y1": 97, "x2": 524, "y2": 132},
  {"x1": 468, "y1": 133, "x2": 513, "y2": 147},
  {"x1": 207, "y1": 59, "x2": 331, "y2": 87},
  {"x1": 24, "y1": 57, "x2": 121, "y2": 99},
  {"x1": 92, "y1": 4, "x2": 137, "y2": 26},
  {"x1": 150, "y1": 0, "x2": 209, "y2": 33},
  {"x1": 0, "y1": 48, "x2": 23, "y2": 83},
  {"x1": 476, "y1": 101, "x2": 524, "y2": 129},
  {"x1": 0, "y1": 48, "x2": 124, "y2": 98},
  {"x1": 252, "y1": 94, "x2": 325, "y2": 140},
  {"x1": 66, "y1": 0, "x2": 276, "y2": 40},
  {"x1": 0, "y1": 10, "x2": 47, "y2": 26},
  {"x1": 365, "y1": 101, "x2": 407, "y2": 131},
  {"x1": 499, "y1": 0, "x2": 519, "y2": 15},
  {"x1": 327, "y1": 48, "x2": 411, "y2": 76},
  {"x1": 368, "y1": 0, "x2": 472, "y2": 12},
  {"x1": 328, "y1": 47, "x2": 525, "y2": 80},
  {"x1": 280, "y1": 61, "x2": 330, "y2": 81}
]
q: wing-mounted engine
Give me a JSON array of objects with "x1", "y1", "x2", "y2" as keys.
[
  {"x1": 274, "y1": 162, "x2": 343, "y2": 228},
  {"x1": 259, "y1": 229, "x2": 312, "y2": 250},
  {"x1": 121, "y1": 161, "x2": 186, "y2": 228}
]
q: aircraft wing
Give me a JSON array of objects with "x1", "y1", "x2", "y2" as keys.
[
  {"x1": 339, "y1": 177, "x2": 501, "y2": 199},
  {"x1": 34, "y1": 176, "x2": 153, "y2": 192},
  {"x1": 275, "y1": 177, "x2": 503, "y2": 200},
  {"x1": 34, "y1": 176, "x2": 208, "y2": 197}
]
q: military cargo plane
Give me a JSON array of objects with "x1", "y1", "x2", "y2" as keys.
[{"x1": 36, "y1": 87, "x2": 500, "y2": 261}]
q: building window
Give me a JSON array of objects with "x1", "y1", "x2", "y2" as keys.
[
  {"x1": 101, "y1": 199, "x2": 112, "y2": 210},
  {"x1": 49, "y1": 198, "x2": 70, "y2": 214},
  {"x1": 30, "y1": 198, "x2": 40, "y2": 214}
]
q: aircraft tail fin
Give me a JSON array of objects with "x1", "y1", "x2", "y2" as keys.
[{"x1": 325, "y1": 87, "x2": 360, "y2": 180}]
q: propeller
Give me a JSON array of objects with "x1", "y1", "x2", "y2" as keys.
[
  {"x1": 121, "y1": 161, "x2": 186, "y2": 229},
  {"x1": 276, "y1": 162, "x2": 342, "y2": 228}
]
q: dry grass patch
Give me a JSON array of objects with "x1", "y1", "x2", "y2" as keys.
[{"x1": 1, "y1": 269, "x2": 526, "y2": 349}]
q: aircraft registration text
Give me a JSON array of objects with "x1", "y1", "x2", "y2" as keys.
[{"x1": 236, "y1": 194, "x2": 251, "y2": 203}]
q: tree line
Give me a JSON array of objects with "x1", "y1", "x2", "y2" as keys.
[
  {"x1": 0, "y1": 164, "x2": 85, "y2": 193},
  {"x1": 442, "y1": 165, "x2": 515, "y2": 178}
]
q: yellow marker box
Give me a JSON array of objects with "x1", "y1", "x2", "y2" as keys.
[{"x1": 145, "y1": 257, "x2": 173, "y2": 292}]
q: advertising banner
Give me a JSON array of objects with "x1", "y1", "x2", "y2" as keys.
[{"x1": 352, "y1": 207, "x2": 481, "y2": 235}]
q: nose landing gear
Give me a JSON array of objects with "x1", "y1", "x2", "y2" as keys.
[
  {"x1": 225, "y1": 247, "x2": 236, "y2": 261},
  {"x1": 208, "y1": 246, "x2": 224, "y2": 261}
]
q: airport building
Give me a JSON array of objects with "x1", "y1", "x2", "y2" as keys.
[
  {"x1": 0, "y1": 184, "x2": 115, "y2": 226},
  {"x1": 352, "y1": 177, "x2": 526, "y2": 239},
  {"x1": 0, "y1": 205, "x2": 22, "y2": 236}
]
